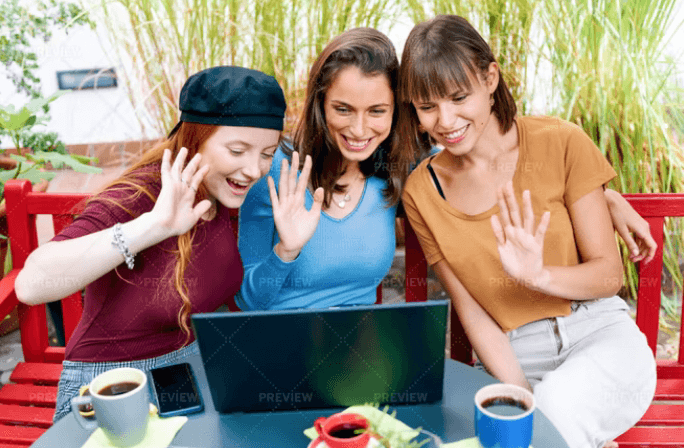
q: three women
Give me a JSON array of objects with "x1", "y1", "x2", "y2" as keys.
[{"x1": 15, "y1": 20, "x2": 657, "y2": 446}]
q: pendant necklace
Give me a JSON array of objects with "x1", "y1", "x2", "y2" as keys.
[
  {"x1": 335, "y1": 172, "x2": 362, "y2": 208},
  {"x1": 337, "y1": 192, "x2": 352, "y2": 208}
]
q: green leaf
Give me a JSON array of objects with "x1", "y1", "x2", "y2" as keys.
[
  {"x1": 13, "y1": 165, "x2": 55, "y2": 183},
  {"x1": 0, "y1": 91, "x2": 68, "y2": 131},
  {"x1": 32, "y1": 151, "x2": 102, "y2": 174},
  {"x1": 24, "y1": 90, "x2": 66, "y2": 114},
  {"x1": 0, "y1": 107, "x2": 32, "y2": 131},
  {"x1": 4, "y1": 240, "x2": 12, "y2": 274},
  {"x1": 71, "y1": 154, "x2": 99, "y2": 165},
  {"x1": 9, "y1": 154, "x2": 26, "y2": 162},
  {"x1": 0, "y1": 168, "x2": 19, "y2": 183}
]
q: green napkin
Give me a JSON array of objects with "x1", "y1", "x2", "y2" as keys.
[
  {"x1": 443, "y1": 438, "x2": 532, "y2": 448},
  {"x1": 82, "y1": 411, "x2": 187, "y2": 448},
  {"x1": 442, "y1": 437, "x2": 481, "y2": 448},
  {"x1": 304, "y1": 404, "x2": 418, "y2": 442}
]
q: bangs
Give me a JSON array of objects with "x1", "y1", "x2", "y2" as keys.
[{"x1": 402, "y1": 38, "x2": 478, "y2": 103}]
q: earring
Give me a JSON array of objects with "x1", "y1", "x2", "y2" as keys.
[{"x1": 489, "y1": 95, "x2": 495, "y2": 107}]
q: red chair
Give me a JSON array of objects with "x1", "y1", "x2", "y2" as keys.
[
  {"x1": 0, "y1": 179, "x2": 88, "y2": 445},
  {"x1": 614, "y1": 194, "x2": 684, "y2": 447}
]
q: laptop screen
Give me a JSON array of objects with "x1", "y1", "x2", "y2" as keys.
[{"x1": 191, "y1": 300, "x2": 449, "y2": 413}]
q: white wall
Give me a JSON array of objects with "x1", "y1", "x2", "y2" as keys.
[{"x1": 0, "y1": 18, "x2": 154, "y2": 149}]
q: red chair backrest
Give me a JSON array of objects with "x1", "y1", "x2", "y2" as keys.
[
  {"x1": 5, "y1": 179, "x2": 89, "y2": 362},
  {"x1": 625, "y1": 194, "x2": 684, "y2": 380}
]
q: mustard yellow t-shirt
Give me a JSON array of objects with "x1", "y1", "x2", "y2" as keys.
[{"x1": 402, "y1": 116, "x2": 617, "y2": 331}]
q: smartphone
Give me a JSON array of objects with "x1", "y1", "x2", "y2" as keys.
[{"x1": 150, "y1": 363, "x2": 204, "y2": 417}]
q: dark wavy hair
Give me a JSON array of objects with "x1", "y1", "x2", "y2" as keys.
[
  {"x1": 292, "y1": 27, "x2": 410, "y2": 208},
  {"x1": 398, "y1": 15, "x2": 517, "y2": 160}
]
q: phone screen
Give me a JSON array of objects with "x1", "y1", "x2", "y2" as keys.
[{"x1": 150, "y1": 363, "x2": 203, "y2": 416}]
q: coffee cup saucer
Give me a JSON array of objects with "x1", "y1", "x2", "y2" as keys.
[{"x1": 307, "y1": 434, "x2": 382, "y2": 448}]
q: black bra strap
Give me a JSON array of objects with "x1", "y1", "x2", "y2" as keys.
[{"x1": 426, "y1": 157, "x2": 446, "y2": 200}]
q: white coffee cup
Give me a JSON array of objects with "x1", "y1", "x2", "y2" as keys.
[{"x1": 71, "y1": 367, "x2": 150, "y2": 447}]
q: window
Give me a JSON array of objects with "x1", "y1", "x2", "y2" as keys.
[{"x1": 56, "y1": 68, "x2": 117, "y2": 90}]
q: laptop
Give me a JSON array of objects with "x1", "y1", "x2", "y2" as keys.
[{"x1": 190, "y1": 300, "x2": 449, "y2": 413}]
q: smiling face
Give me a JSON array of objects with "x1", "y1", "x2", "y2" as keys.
[
  {"x1": 198, "y1": 126, "x2": 280, "y2": 208},
  {"x1": 323, "y1": 66, "x2": 394, "y2": 165},
  {"x1": 412, "y1": 63, "x2": 499, "y2": 157}
]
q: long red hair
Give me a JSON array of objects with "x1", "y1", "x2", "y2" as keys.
[{"x1": 88, "y1": 122, "x2": 219, "y2": 346}]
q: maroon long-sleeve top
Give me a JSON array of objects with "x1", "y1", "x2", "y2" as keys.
[{"x1": 52, "y1": 166, "x2": 243, "y2": 362}]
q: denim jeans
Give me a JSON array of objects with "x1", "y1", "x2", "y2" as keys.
[{"x1": 53, "y1": 341, "x2": 199, "y2": 423}]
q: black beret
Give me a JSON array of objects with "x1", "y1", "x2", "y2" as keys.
[{"x1": 172, "y1": 66, "x2": 286, "y2": 135}]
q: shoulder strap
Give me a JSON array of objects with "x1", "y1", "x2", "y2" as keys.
[{"x1": 426, "y1": 156, "x2": 446, "y2": 200}]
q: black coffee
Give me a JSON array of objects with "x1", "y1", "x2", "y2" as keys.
[
  {"x1": 482, "y1": 396, "x2": 529, "y2": 416},
  {"x1": 329, "y1": 424, "x2": 366, "y2": 439},
  {"x1": 98, "y1": 381, "x2": 140, "y2": 396}
]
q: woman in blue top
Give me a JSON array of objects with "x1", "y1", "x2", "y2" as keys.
[
  {"x1": 237, "y1": 28, "x2": 410, "y2": 310},
  {"x1": 237, "y1": 27, "x2": 657, "y2": 311}
]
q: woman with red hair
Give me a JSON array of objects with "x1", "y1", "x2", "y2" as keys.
[{"x1": 14, "y1": 66, "x2": 302, "y2": 422}]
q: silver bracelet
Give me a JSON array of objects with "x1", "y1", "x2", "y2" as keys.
[{"x1": 111, "y1": 223, "x2": 135, "y2": 269}]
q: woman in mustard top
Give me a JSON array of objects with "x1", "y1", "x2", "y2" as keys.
[{"x1": 398, "y1": 15, "x2": 656, "y2": 448}]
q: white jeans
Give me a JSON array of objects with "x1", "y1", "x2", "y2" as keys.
[{"x1": 508, "y1": 296, "x2": 656, "y2": 448}]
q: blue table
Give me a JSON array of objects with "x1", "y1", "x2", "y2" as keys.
[{"x1": 31, "y1": 355, "x2": 568, "y2": 447}]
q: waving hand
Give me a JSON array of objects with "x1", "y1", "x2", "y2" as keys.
[
  {"x1": 268, "y1": 152, "x2": 324, "y2": 262},
  {"x1": 490, "y1": 182, "x2": 551, "y2": 290},
  {"x1": 151, "y1": 147, "x2": 213, "y2": 236}
]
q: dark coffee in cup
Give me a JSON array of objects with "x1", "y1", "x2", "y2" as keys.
[
  {"x1": 98, "y1": 381, "x2": 141, "y2": 396},
  {"x1": 329, "y1": 423, "x2": 366, "y2": 439},
  {"x1": 314, "y1": 412, "x2": 370, "y2": 448},
  {"x1": 482, "y1": 396, "x2": 529, "y2": 416},
  {"x1": 71, "y1": 367, "x2": 150, "y2": 447}
]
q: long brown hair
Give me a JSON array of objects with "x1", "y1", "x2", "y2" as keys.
[
  {"x1": 292, "y1": 27, "x2": 410, "y2": 208},
  {"x1": 88, "y1": 122, "x2": 218, "y2": 346},
  {"x1": 398, "y1": 15, "x2": 517, "y2": 160}
]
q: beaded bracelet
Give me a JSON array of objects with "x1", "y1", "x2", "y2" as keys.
[{"x1": 111, "y1": 223, "x2": 135, "y2": 269}]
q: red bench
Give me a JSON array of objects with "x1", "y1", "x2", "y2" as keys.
[{"x1": 0, "y1": 178, "x2": 464, "y2": 446}]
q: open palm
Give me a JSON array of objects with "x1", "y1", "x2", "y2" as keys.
[
  {"x1": 268, "y1": 151, "x2": 324, "y2": 256},
  {"x1": 152, "y1": 147, "x2": 212, "y2": 237},
  {"x1": 490, "y1": 182, "x2": 550, "y2": 289}
]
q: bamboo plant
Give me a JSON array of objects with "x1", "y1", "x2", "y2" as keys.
[
  {"x1": 539, "y1": 0, "x2": 684, "y2": 323},
  {"x1": 99, "y1": 0, "x2": 404, "y2": 136}
]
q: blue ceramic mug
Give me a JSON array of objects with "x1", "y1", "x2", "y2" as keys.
[{"x1": 474, "y1": 383, "x2": 535, "y2": 448}]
